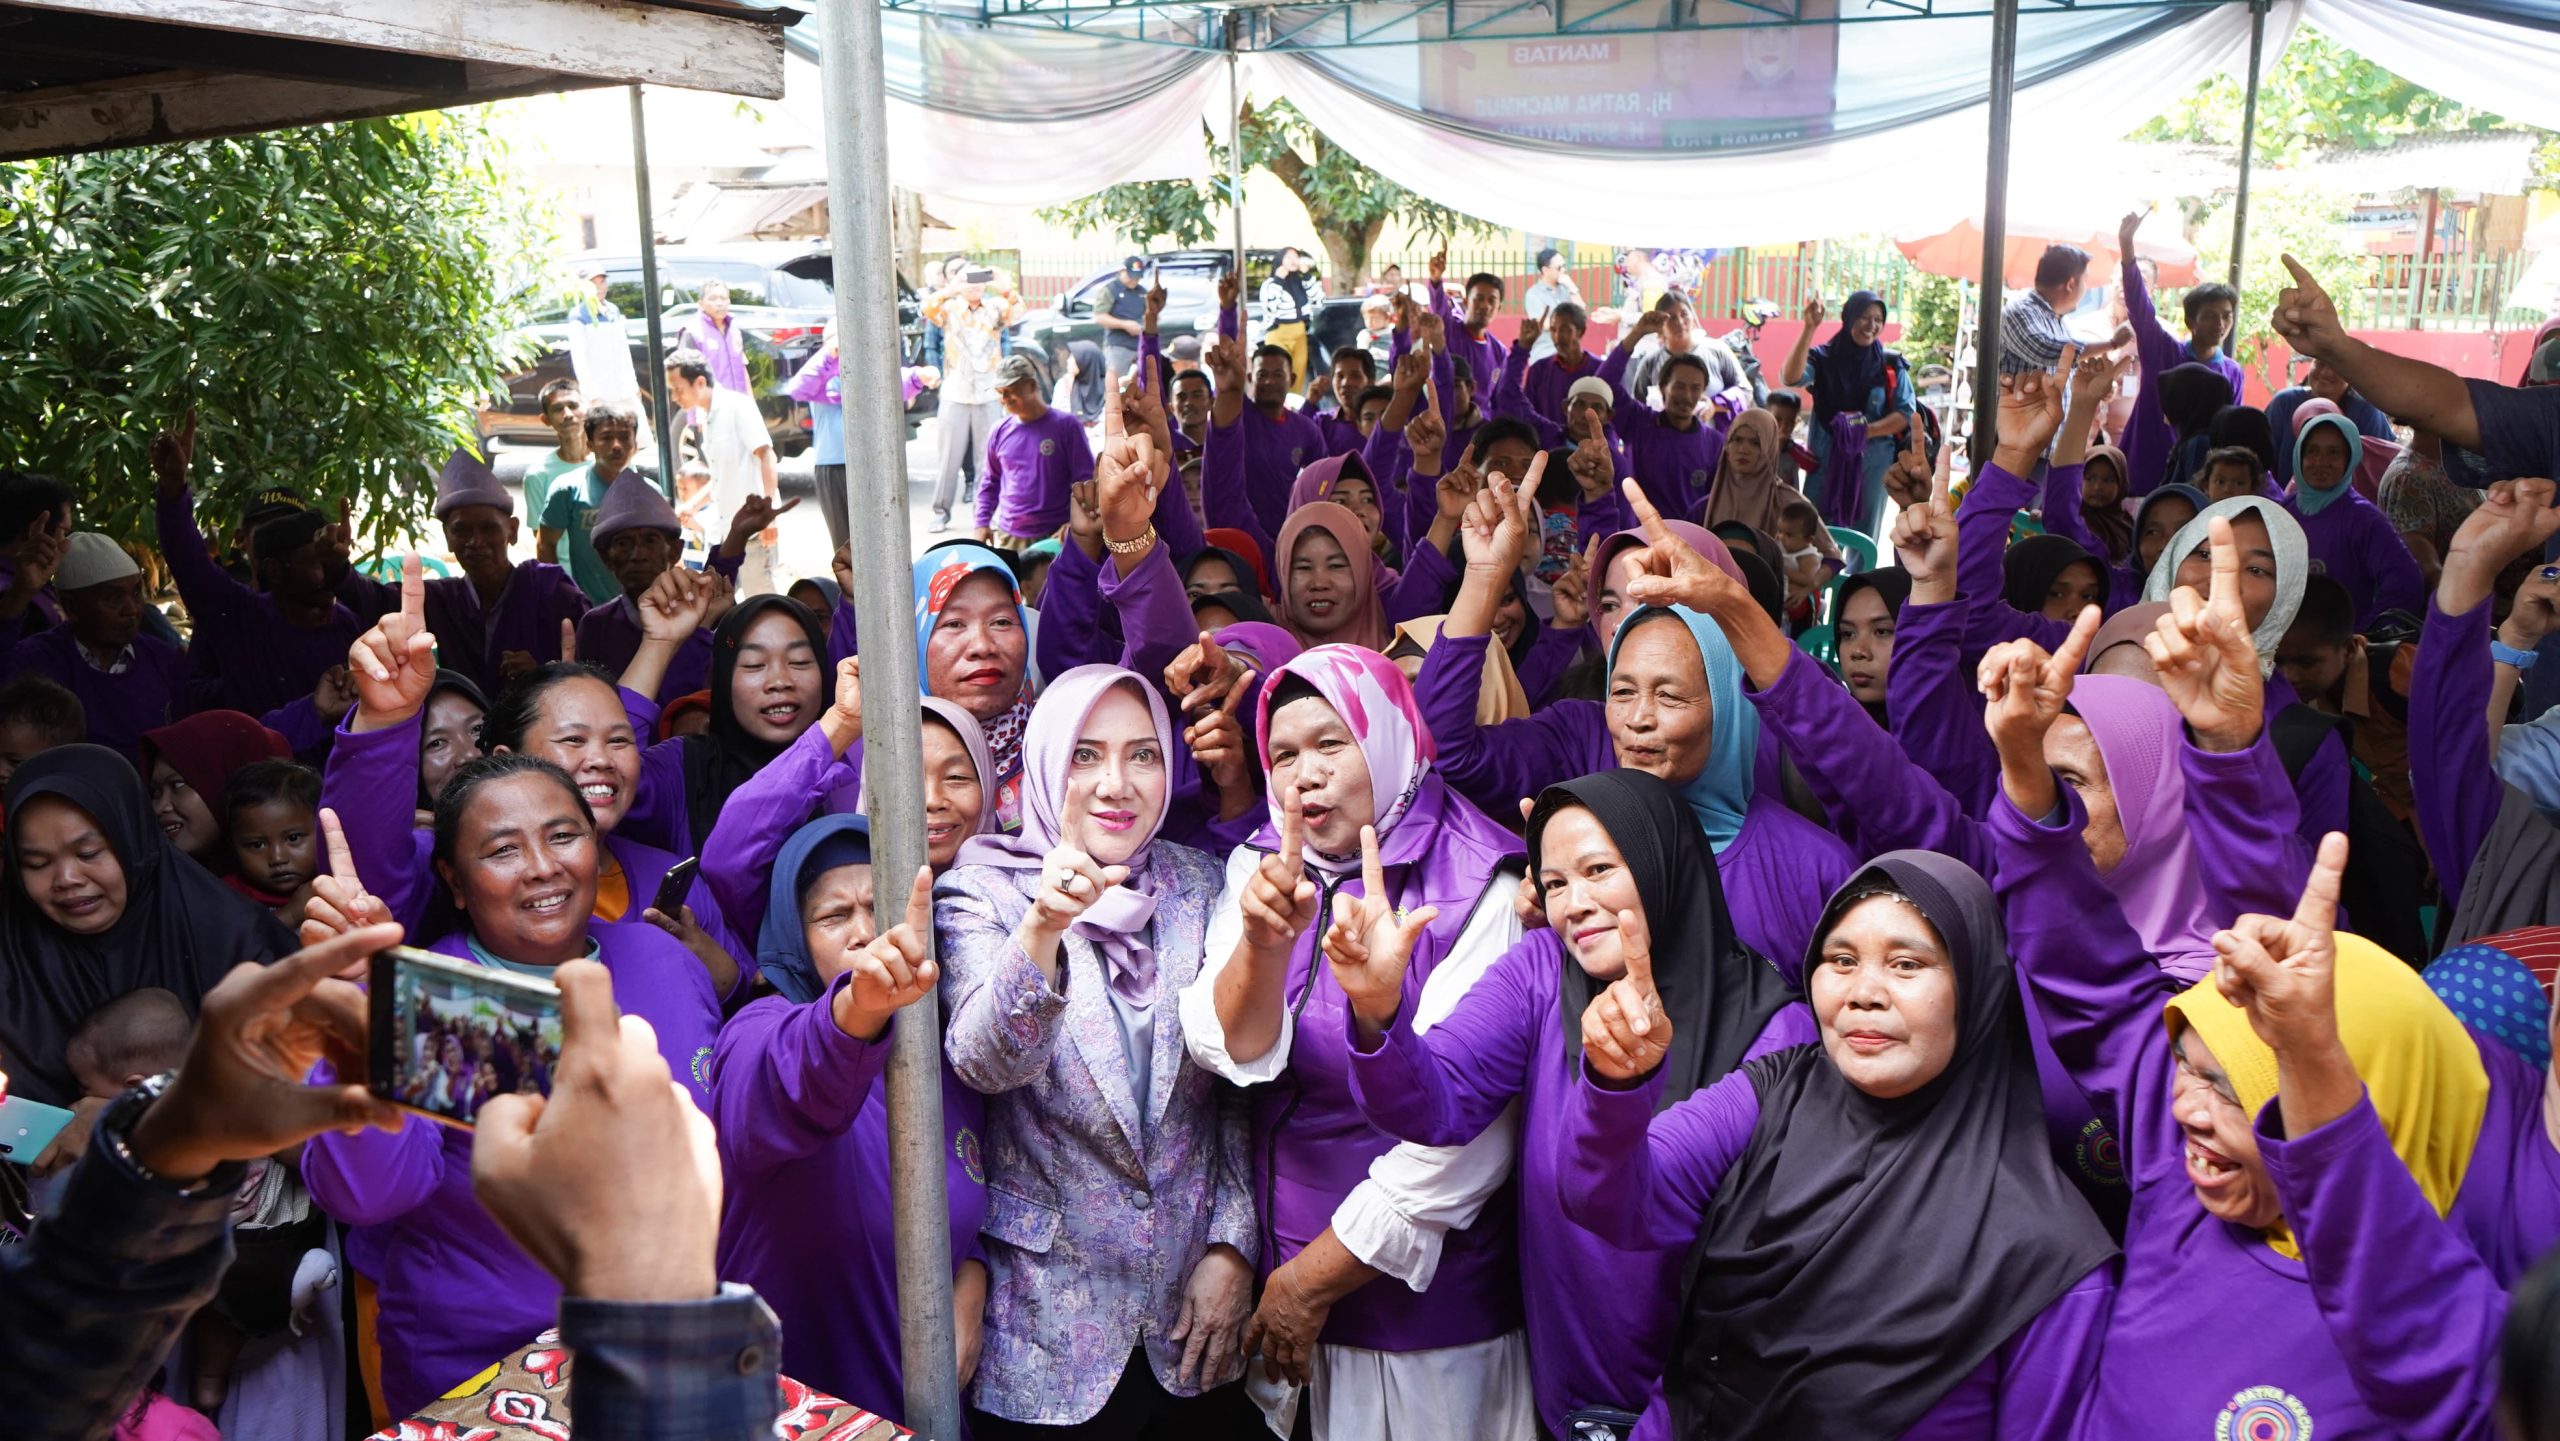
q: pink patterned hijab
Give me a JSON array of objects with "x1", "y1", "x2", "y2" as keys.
[
  {"x1": 1253, "y1": 644, "x2": 1433, "y2": 875},
  {"x1": 954, "y1": 664, "x2": 1174, "y2": 1002}
]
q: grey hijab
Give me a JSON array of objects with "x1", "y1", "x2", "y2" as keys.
[{"x1": 2140, "y1": 494, "x2": 2308, "y2": 677}]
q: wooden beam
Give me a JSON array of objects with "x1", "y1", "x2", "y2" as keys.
[
  {"x1": 0, "y1": 63, "x2": 606, "y2": 161},
  {"x1": 7, "y1": 0, "x2": 791, "y2": 98},
  {"x1": 3, "y1": 11, "x2": 471, "y2": 93}
]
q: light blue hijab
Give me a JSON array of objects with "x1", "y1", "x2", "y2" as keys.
[
  {"x1": 2289, "y1": 412, "x2": 2365, "y2": 517},
  {"x1": 1607, "y1": 604, "x2": 1759, "y2": 854}
]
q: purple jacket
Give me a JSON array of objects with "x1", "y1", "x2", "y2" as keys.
[
  {"x1": 934, "y1": 844, "x2": 1260, "y2": 1425},
  {"x1": 1219, "y1": 297, "x2": 1333, "y2": 537},
  {"x1": 576, "y1": 595, "x2": 713, "y2": 700},
  {"x1": 1426, "y1": 283, "x2": 1507, "y2": 414},
  {"x1": 4, "y1": 627, "x2": 203, "y2": 763},
  {"x1": 1599, "y1": 344, "x2": 1725, "y2": 521},
  {"x1": 1954, "y1": 461, "x2": 2103, "y2": 653},
  {"x1": 300, "y1": 923, "x2": 720, "y2": 1417},
  {"x1": 1524, "y1": 349, "x2": 1603, "y2": 428},
  {"x1": 2121, "y1": 258, "x2": 2246, "y2": 496},
  {"x1": 712, "y1": 979, "x2": 987, "y2": 1422},
  {"x1": 2287, "y1": 487, "x2": 2424, "y2": 627},
  {"x1": 976, "y1": 407, "x2": 1093, "y2": 539},
  {"x1": 154, "y1": 483, "x2": 367, "y2": 717},
  {"x1": 1412, "y1": 630, "x2": 1854, "y2": 969},
  {"x1": 1883, "y1": 599, "x2": 1999, "y2": 820},
  {"x1": 680, "y1": 310, "x2": 750, "y2": 396},
  {"x1": 1492, "y1": 334, "x2": 1634, "y2": 483},
  {"x1": 1555, "y1": 1056, "x2": 2114, "y2": 1440},
  {"x1": 1986, "y1": 790, "x2": 2507, "y2": 1440},
  {"x1": 341, "y1": 561, "x2": 589, "y2": 700},
  {"x1": 1348, "y1": 928, "x2": 1813, "y2": 1432}
]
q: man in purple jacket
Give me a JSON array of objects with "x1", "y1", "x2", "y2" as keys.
[
  {"x1": 7, "y1": 532, "x2": 201, "y2": 762},
  {"x1": 973, "y1": 354, "x2": 1093, "y2": 550}
]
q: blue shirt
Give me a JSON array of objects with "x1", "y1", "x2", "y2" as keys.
[
  {"x1": 540, "y1": 466, "x2": 620, "y2": 605},
  {"x1": 809, "y1": 399, "x2": 845, "y2": 467}
]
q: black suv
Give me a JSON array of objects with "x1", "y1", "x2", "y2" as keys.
[{"x1": 1003, "y1": 249, "x2": 1372, "y2": 395}]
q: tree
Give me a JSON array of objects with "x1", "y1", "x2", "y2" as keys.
[
  {"x1": 1038, "y1": 98, "x2": 1496, "y2": 285},
  {"x1": 0, "y1": 111, "x2": 549, "y2": 548},
  {"x1": 2192, "y1": 187, "x2": 2368, "y2": 390},
  {"x1": 2136, "y1": 25, "x2": 2522, "y2": 164}
]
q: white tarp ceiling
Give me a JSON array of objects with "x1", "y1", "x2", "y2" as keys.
[{"x1": 800, "y1": 0, "x2": 2560, "y2": 244}]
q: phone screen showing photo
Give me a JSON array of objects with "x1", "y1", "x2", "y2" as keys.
[{"x1": 370, "y1": 948, "x2": 563, "y2": 1128}]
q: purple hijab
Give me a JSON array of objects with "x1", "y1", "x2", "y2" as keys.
[
  {"x1": 2068, "y1": 674, "x2": 2218, "y2": 979},
  {"x1": 953, "y1": 664, "x2": 1175, "y2": 1003}
]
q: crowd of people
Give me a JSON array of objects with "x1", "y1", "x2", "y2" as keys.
[{"x1": 10, "y1": 225, "x2": 2560, "y2": 1441}]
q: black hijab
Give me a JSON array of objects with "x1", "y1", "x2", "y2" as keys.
[
  {"x1": 1804, "y1": 291, "x2": 1889, "y2": 422},
  {"x1": 1668, "y1": 852, "x2": 2116, "y2": 1439},
  {"x1": 1834, "y1": 566, "x2": 1912, "y2": 723},
  {"x1": 0, "y1": 746, "x2": 295, "y2": 1105},
  {"x1": 680, "y1": 595, "x2": 824, "y2": 853},
  {"x1": 1182, "y1": 544, "x2": 1268, "y2": 601},
  {"x1": 1529, "y1": 772, "x2": 1792, "y2": 1112},
  {"x1": 1190, "y1": 589, "x2": 1275, "y2": 628},
  {"x1": 1066, "y1": 340, "x2": 1109, "y2": 422},
  {"x1": 2000, "y1": 532, "x2": 2098, "y2": 616},
  {"x1": 2157, "y1": 362, "x2": 2232, "y2": 438},
  {"x1": 1726, "y1": 548, "x2": 1786, "y2": 628},
  {"x1": 2210, "y1": 404, "x2": 2279, "y2": 479}
]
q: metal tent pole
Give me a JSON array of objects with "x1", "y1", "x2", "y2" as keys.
[
  {"x1": 1970, "y1": 0, "x2": 2021, "y2": 469},
  {"x1": 2227, "y1": 0, "x2": 2269, "y2": 292},
  {"x1": 817, "y1": 1, "x2": 960, "y2": 1435},
  {"x1": 1228, "y1": 15, "x2": 1245, "y2": 283},
  {"x1": 629, "y1": 85, "x2": 678, "y2": 490}
]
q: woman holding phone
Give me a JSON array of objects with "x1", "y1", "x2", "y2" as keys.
[{"x1": 299, "y1": 749, "x2": 721, "y2": 1419}]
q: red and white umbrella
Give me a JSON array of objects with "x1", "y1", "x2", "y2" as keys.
[{"x1": 1895, "y1": 215, "x2": 2201, "y2": 290}]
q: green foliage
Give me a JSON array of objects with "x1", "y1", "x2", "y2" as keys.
[
  {"x1": 2192, "y1": 187, "x2": 2365, "y2": 389},
  {"x1": 0, "y1": 111, "x2": 550, "y2": 548},
  {"x1": 1038, "y1": 98, "x2": 1495, "y2": 284},
  {"x1": 1898, "y1": 270, "x2": 1963, "y2": 372},
  {"x1": 2136, "y1": 25, "x2": 2518, "y2": 163}
]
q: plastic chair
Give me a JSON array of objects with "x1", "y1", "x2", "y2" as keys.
[
  {"x1": 1826, "y1": 526, "x2": 1878, "y2": 576},
  {"x1": 1796, "y1": 621, "x2": 1836, "y2": 668}
]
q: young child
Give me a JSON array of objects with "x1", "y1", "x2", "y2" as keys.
[
  {"x1": 0, "y1": 673, "x2": 84, "y2": 791},
  {"x1": 1775, "y1": 497, "x2": 1829, "y2": 628},
  {"x1": 69, "y1": 989, "x2": 321, "y2": 1426},
  {"x1": 1768, "y1": 390, "x2": 1816, "y2": 489},
  {"x1": 2200, "y1": 444, "x2": 2265, "y2": 504},
  {"x1": 671, "y1": 456, "x2": 717, "y2": 562},
  {"x1": 220, "y1": 759, "x2": 322, "y2": 928}
]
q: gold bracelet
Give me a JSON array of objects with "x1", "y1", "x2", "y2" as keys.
[{"x1": 1106, "y1": 524, "x2": 1157, "y2": 555}]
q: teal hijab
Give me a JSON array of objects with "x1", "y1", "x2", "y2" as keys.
[
  {"x1": 1607, "y1": 605, "x2": 1759, "y2": 854},
  {"x1": 2290, "y1": 412, "x2": 2364, "y2": 517}
]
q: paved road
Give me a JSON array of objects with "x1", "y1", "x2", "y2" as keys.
[{"x1": 486, "y1": 417, "x2": 963, "y2": 585}]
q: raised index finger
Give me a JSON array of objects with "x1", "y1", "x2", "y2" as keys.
[
  {"x1": 2280, "y1": 254, "x2": 2317, "y2": 291},
  {"x1": 1617, "y1": 907, "x2": 1655, "y2": 998},
  {"x1": 1278, "y1": 784, "x2": 1304, "y2": 872},
  {"x1": 2293, "y1": 831, "x2": 2348, "y2": 936},
  {"x1": 901, "y1": 864, "x2": 935, "y2": 936},
  {"x1": 2049, "y1": 604, "x2": 2101, "y2": 680},
  {"x1": 2204, "y1": 514, "x2": 2241, "y2": 619},
  {"x1": 1359, "y1": 825, "x2": 1386, "y2": 911},
  {"x1": 400, "y1": 551, "x2": 424, "y2": 625},
  {"x1": 319, "y1": 807, "x2": 362, "y2": 886},
  {"x1": 1619, "y1": 477, "x2": 1668, "y2": 543},
  {"x1": 552, "y1": 956, "x2": 623, "y2": 1057}
]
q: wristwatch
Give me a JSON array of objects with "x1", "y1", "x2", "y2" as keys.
[
  {"x1": 98, "y1": 1072, "x2": 231, "y2": 1196},
  {"x1": 2493, "y1": 639, "x2": 2541, "y2": 671}
]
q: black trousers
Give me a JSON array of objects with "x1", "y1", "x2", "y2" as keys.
[{"x1": 967, "y1": 1345, "x2": 1264, "y2": 1440}]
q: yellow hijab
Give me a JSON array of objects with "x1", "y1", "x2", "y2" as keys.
[
  {"x1": 1389, "y1": 616, "x2": 1529, "y2": 725},
  {"x1": 2164, "y1": 933, "x2": 2489, "y2": 1259}
]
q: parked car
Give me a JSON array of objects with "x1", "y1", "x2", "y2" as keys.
[
  {"x1": 1002, "y1": 248, "x2": 1371, "y2": 396},
  {"x1": 481, "y1": 243, "x2": 926, "y2": 455}
]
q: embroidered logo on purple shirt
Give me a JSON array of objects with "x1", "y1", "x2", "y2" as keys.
[{"x1": 2217, "y1": 1387, "x2": 2311, "y2": 1441}]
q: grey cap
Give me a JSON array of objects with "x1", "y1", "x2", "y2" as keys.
[{"x1": 993, "y1": 354, "x2": 1042, "y2": 390}]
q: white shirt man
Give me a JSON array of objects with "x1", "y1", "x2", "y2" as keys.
[{"x1": 666, "y1": 350, "x2": 779, "y2": 594}]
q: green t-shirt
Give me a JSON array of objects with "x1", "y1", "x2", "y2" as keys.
[
  {"x1": 520, "y1": 450, "x2": 588, "y2": 533},
  {"x1": 540, "y1": 466, "x2": 619, "y2": 605}
]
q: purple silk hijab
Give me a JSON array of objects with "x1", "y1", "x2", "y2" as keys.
[
  {"x1": 952, "y1": 664, "x2": 1177, "y2": 1003},
  {"x1": 2068, "y1": 674, "x2": 2218, "y2": 979}
]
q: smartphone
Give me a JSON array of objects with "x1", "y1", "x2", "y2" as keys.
[
  {"x1": 652, "y1": 855, "x2": 701, "y2": 920},
  {"x1": 0, "y1": 1095, "x2": 75, "y2": 1162},
  {"x1": 965, "y1": 266, "x2": 996, "y2": 285},
  {"x1": 369, "y1": 946, "x2": 563, "y2": 1129}
]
